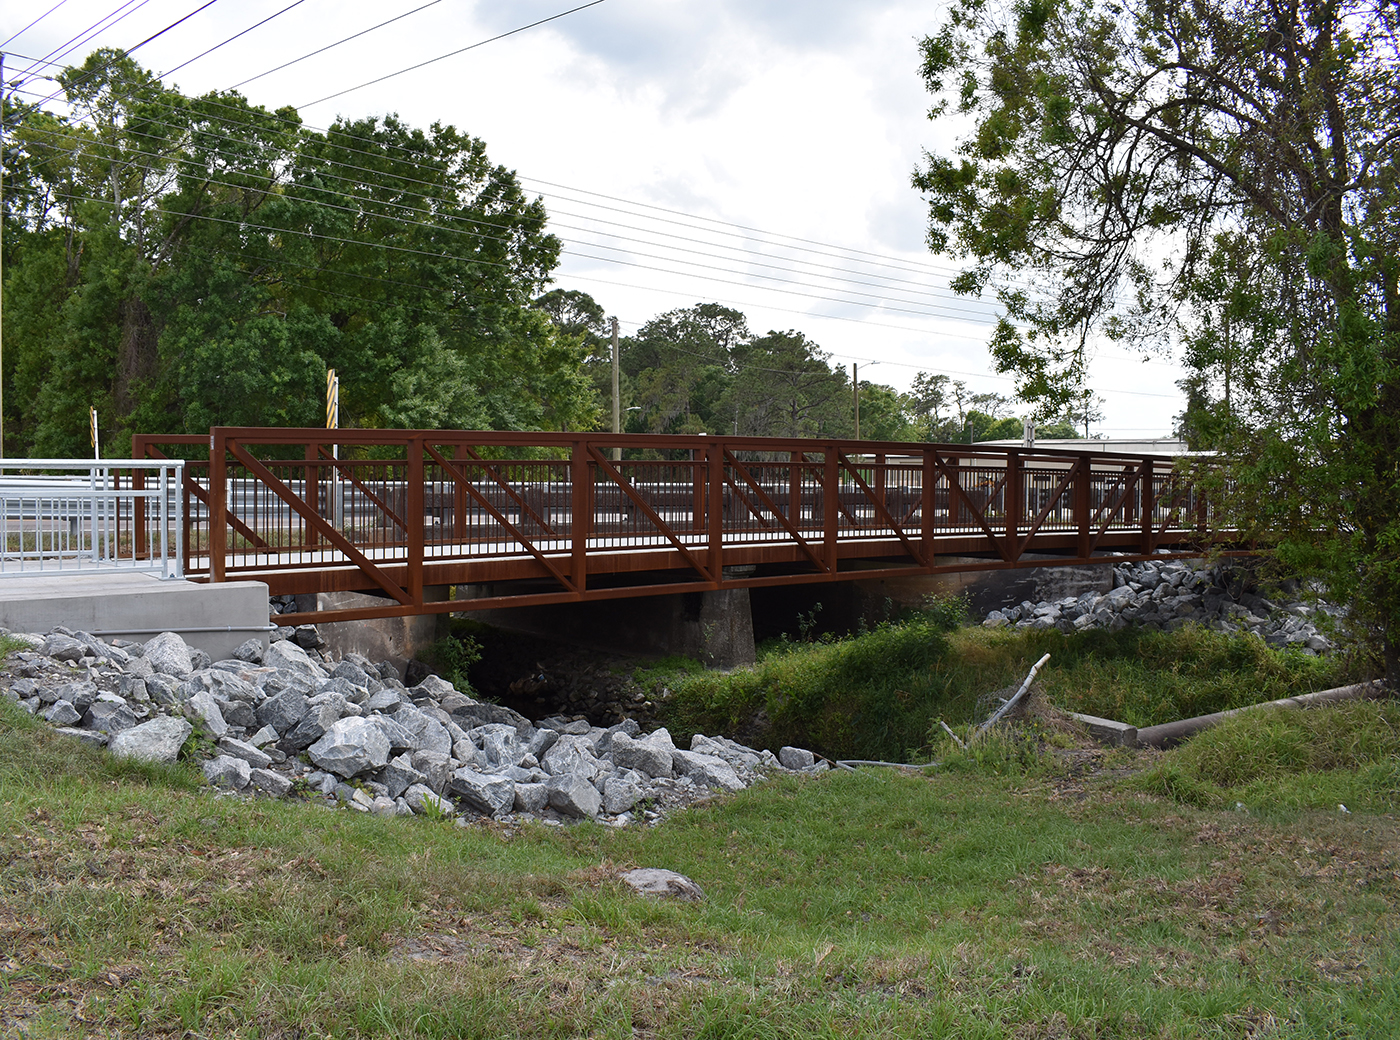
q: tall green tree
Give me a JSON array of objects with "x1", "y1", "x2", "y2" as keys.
[
  {"x1": 1, "y1": 49, "x2": 594, "y2": 453},
  {"x1": 721, "y1": 330, "x2": 851, "y2": 438},
  {"x1": 916, "y1": 0, "x2": 1400, "y2": 677}
]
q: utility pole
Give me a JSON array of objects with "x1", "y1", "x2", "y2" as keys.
[
  {"x1": 852, "y1": 362, "x2": 860, "y2": 441},
  {"x1": 611, "y1": 315, "x2": 621, "y2": 462}
]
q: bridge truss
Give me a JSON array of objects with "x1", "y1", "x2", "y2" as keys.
[{"x1": 131, "y1": 429, "x2": 1225, "y2": 625}]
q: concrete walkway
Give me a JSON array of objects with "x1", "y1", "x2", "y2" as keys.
[{"x1": 0, "y1": 571, "x2": 269, "y2": 659}]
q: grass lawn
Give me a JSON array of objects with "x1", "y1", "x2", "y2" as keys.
[{"x1": 2, "y1": 694, "x2": 1397, "y2": 1039}]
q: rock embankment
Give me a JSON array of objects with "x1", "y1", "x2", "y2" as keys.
[
  {"x1": 2, "y1": 626, "x2": 824, "y2": 826},
  {"x1": 981, "y1": 558, "x2": 1338, "y2": 653}
]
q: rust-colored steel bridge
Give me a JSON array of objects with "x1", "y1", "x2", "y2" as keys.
[{"x1": 132, "y1": 429, "x2": 1225, "y2": 626}]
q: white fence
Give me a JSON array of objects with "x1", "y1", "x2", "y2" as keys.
[{"x1": 0, "y1": 459, "x2": 185, "y2": 578}]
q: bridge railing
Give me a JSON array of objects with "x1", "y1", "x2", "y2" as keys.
[
  {"x1": 131, "y1": 429, "x2": 1214, "y2": 614},
  {"x1": 1, "y1": 458, "x2": 184, "y2": 578}
]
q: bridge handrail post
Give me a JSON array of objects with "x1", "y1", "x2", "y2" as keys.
[
  {"x1": 304, "y1": 440, "x2": 320, "y2": 549},
  {"x1": 921, "y1": 449, "x2": 935, "y2": 569},
  {"x1": 708, "y1": 441, "x2": 724, "y2": 579},
  {"x1": 823, "y1": 446, "x2": 839, "y2": 571},
  {"x1": 1075, "y1": 454, "x2": 1092, "y2": 561},
  {"x1": 210, "y1": 430, "x2": 227, "y2": 582},
  {"x1": 570, "y1": 439, "x2": 590, "y2": 593},
  {"x1": 407, "y1": 436, "x2": 425, "y2": 607},
  {"x1": 1006, "y1": 449, "x2": 1022, "y2": 559},
  {"x1": 1141, "y1": 457, "x2": 1156, "y2": 553}
]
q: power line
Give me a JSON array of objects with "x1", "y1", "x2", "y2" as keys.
[
  {"x1": 299, "y1": 0, "x2": 609, "y2": 109},
  {"x1": 9, "y1": 52, "x2": 1183, "y2": 387},
  {"x1": 10, "y1": 0, "x2": 153, "y2": 85},
  {"x1": 10, "y1": 56, "x2": 983, "y2": 297},
  {"x1": 7, "y1": 93, "x2": 1010, "y2": 322},
  {"x1": 25, "y1": 0, "x2": 224, "y2": 109},
  {"x1": 158, "y1": 0, "x2": 309, "y2": 80},
  {"x1": 0, "y1": 0, "x2": 75, "y2": 50},
  {"x1": 228, "y1": 0, "x2": 445, "y2": 91}
]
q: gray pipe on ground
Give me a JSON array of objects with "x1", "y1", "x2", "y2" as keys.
[{"x1": 1135, "y1": 681, "x2": 1388, "y2": 749}]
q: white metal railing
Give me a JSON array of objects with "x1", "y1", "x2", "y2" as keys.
[{"x1": 0, "y1": 459, "x2": 185, "y2": 578}]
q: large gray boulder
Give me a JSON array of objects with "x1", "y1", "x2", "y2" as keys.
[
  {"x1": 671, "y1": 750, "x2": 744, "y2": 792},
  {"x1": 84, "y1": 699, "x2": 139, "y2": 735},
  {"x1": 542, "y1": 734, "x2": 601, "y2": 779},
  {"x1": 513, "y1": 782, "x2": 550, "y2": 813},
  {"x1": 366, "y1": 714, "x2": 418, "y2": 754},
  {"x1": 186, "y1": 689, "x2": 228, "y2": 739},
  {"x1": 308, "y1": 717, "x2": 391, "y2": 778},
  {"x1": 282, "y1": 699, "x2": 342, "y2": 751},
  {"x1": 202, "y1": 754, "x2": 251, "y2": 789},
  {"x1": 472, "y1": 723, "x2": 521, "y2": 768},
  {"x1": 382, "y1": 753, "x2": 426, "y2": 800},
  {"x1": 546, "y1": 772, "x2": 602, "y2": 818},
  {"x1": 108, "y1": 716, "x2": 192, "y2": 764},
  {"x1": 264, "y1": 639, "x2": 327, "y2": 678},
  {"x1": 143, "y1": 632, "x2": 194, "y2": 679},
  {"x1": 42, "y1": 633, "x2": 87, "y2": 662},
  {"x1": 602, "y1": 775, "x2": 643, "y2": 815},
  {"x1": 393, "y1": 704, "x2": 453, "y2": 756},
  {"x1": 609, "y1": 730, "x2": 674, "y2": 779},
  {"x1": 448, "y1": 767, "x2": 516, "y2": 816},
  {"x1": 41, "y1": 700, "x2": 81, "y2": 726},
  {"x1": 256, "y1": 688, "x2": 308, "y2": 734}
]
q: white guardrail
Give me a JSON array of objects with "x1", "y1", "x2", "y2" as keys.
[{"x1": 0, "y1": 459, "x2": 185, "y2": 579}]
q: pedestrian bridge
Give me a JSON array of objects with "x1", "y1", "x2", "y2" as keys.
[{"x1": 122, "y1": 429, "x2": 1227, "y2": 627}]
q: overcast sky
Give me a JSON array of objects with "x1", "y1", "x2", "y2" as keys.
[{"x1": 2, "y1": 0, "x2": 1188, "y2": 437}]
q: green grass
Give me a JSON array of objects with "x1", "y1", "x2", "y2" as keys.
[
  {"x1": 654, "y1": 617, "x2": 1358, "y2": 760},
  {"x1": 3, "y1": 693, "x2": 1399, "y2": 1038},
  {"x1": 1136, "y1": 699, "x2": 1400, "y2": 813}
]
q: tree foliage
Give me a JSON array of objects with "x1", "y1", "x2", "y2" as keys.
[
  {"x1": 1, "y1": 50, "x2": 596, "y2": 454},
  {"x1": 916, "y1": 0, "x2": 1400, "y2": 676}
]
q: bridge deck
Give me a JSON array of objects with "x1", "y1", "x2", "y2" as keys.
[{"x1": 129, "y1": 428, "x2": 1225, "y2": 624}]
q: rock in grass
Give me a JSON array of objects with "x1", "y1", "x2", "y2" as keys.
[
  {"x1": 185, "y1": 689, "x2": 228, "y2": 739},
  {"x1": 41, "y1": 700, "x2": 81, "y2": 726},
  {"x1": 54, "y1": 727, "x2": 108, "y2": 748},
  {"x1": 546, "y1": 772, "x2": 601, "y2": 819},
  {"x1": 217, "y1": 736, "x2": 272, "y2": 770},
  {"x1": 513, "y1": 782, "x2": 549, "y2": 813},
  {"x1": 620, "y1": 868, "x2": 705, "y2": 902},
  {"x1": 448, "y1": 767, "x2": 515, "y2": 817},
  {"x1": 108, "y1": 716, "x2": 192, "y2": 764},
  {"x1": 403, "y1": 783, "x2": 454, "y2": 817},
  {"x1": 203, "y1": 754, "x2": 251, "y2": 789},
  {"x1": 248, "y1": 767, "x2": 293, "y2": 797},
  {"x1": 778, "y1": 746, "x2": 816, "y2": 770}
]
